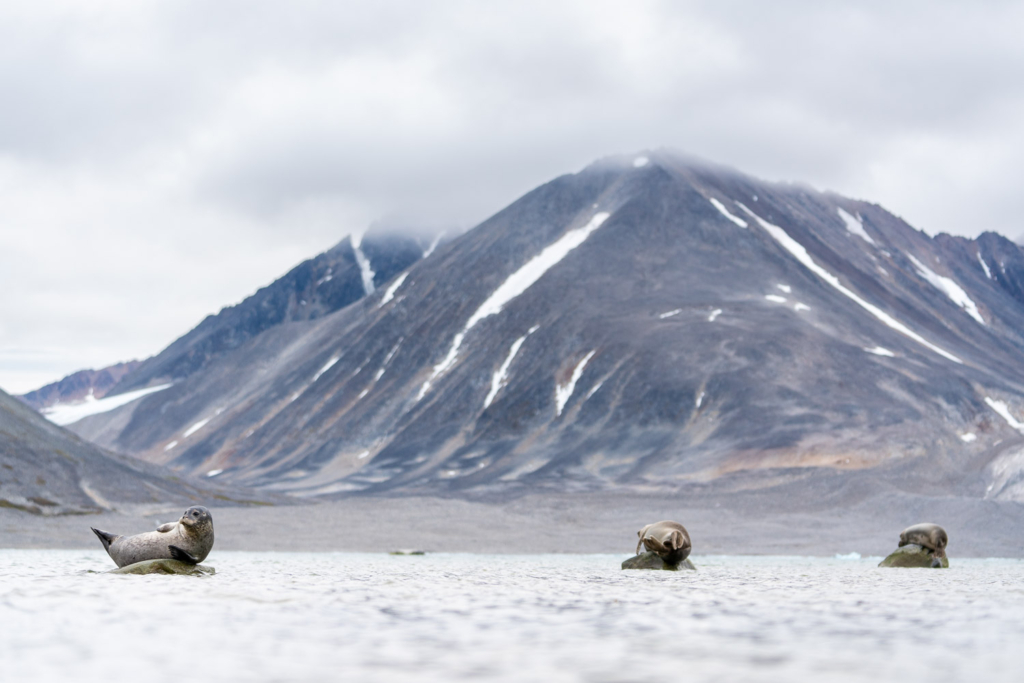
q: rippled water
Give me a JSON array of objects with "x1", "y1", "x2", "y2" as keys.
[{"x1": 2, "y1": 550, "x2": 1023, "y2": 682}]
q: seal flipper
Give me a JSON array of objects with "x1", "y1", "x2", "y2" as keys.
[
  {"x1": 91, "y1": 528, "x2": 119, "y2": 552},
  {"x1": 168, "y1": 545, "x2": 199, "y2": 565},
  {"x1": 156, "y1": 523, "x2": 176, "y2": 533}
]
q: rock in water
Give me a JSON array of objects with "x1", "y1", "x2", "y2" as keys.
[
  {"x1": 107, "y1": 559, "x2": 216, "y2": 576},
  {"x1": 878, "y1": 544, "x2": 949, "y2": 568},
  {"x1": 621, "y1": 551, "x2": 696, "y2": 571}
]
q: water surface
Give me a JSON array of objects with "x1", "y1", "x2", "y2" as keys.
[{"x1": 2, "y1": 550, "x2": 1022, "y2": 682}]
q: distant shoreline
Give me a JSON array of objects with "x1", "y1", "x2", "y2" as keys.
[{"x1": 3, "y1": 491, "x2": 1023, "y2": 558}]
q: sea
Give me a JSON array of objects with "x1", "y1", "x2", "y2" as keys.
[{"x1": 2, "y1": 550, "x2": 1022, "y2": 682}]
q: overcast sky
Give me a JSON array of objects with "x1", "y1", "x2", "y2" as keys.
[{"x1": 2, "y1": 1, "x2": 1023, "y2": 394}]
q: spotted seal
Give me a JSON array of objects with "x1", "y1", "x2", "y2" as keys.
[
  {"x1": 636, "y1": 520, "x2": 691, "y2": 565},
  {"x1": 91, "y1": 506, "x2": 214, "y2": 568},
  {"x1": 898, "y1": 523, "x2": 948, "y2": 558}
]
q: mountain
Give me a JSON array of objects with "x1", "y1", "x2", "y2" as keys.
[
  {"x1": 108, "y1": 231, "x2": 431, "y2": 393},
  {"x1": 0, "y1": 386, "x2": 266, "y2": 515},
  {"x1": 18, "y1": 361, "x2": 142, "y2": 411},
  {"x1": 66, "y1": 151, "x2": 1024, "y2": 505}
]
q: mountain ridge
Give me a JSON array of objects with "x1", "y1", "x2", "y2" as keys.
[{"x1": 45, "y1": 150, "x2": 1024, "y2": 507}]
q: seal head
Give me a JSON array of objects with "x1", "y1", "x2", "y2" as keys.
[
  {"x1": 91, "y1": 505, "x2": 215, "y2": 568},
  {"x1": 898, "y1": 523, "x2": 948, "y2": 558},
  {"x1": 636, "y1": 521, "x2": 692, "y2": 565}
]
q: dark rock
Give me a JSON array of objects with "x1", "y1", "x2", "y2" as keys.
[
  {"x1": 621, "y1": 551, "x2": 696, "y2": 571},
  {"x1": 107, "y1": 559, "x2": 216, "y2": 576},
  {"x1": 878, "y1": 543, "x2": 949, "y2": 568}
]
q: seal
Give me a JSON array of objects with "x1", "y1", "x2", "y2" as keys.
[
  {"x1": 636, "y1": 521, "x2": 691, "y2": 565},
  {"x1": 91, "y1": 506, "x2": 215, "y2": 568},
  {"x1": 898, "y1": 523, "x2": 948, "y2": 558}
]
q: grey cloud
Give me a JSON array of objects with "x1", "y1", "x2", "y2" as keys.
[{"x1": 1, "y1": 0, "x2": 1023, "y2": 392}]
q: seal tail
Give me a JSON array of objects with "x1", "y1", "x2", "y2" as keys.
[{"x1": 91, "y1": 528, "x2": 118, "y2": 552}]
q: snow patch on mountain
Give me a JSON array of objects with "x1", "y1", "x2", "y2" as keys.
[
  {"x1": 183, "y1": 417, "x2": 211, "y2": 438},
  {"x1": 986, "y1": 397, "x2": 1024, "y2": 432},
  {"x1": 43, "y1": 383, "x2": 173, "y2": 426},
  {"x1": 658, "y1": 309, "x2": 681, "y2": 319},
  {"x1": 864, "y1": 346, "x2": 895, "y2": 357},
  {"x1": 420, "y1": 212, "x2": 610, "y2": 399},
  {"x1": 555, "y1": 350, "x2": 597, "y2": 416},
  {"x1": 978, "y1": 253, "x2": 993, "y2": 279},
  {"x1": 708, "y1": 308, "x2": 722, "y2": 322},
  {"x1": 423, "y1": 232, "x2": 444, "y2": 259},
  {"x1": 737, "y1": 202, "x2": 962, "y2": 364},
  {"x1": 837, "y1": 208, "x2": 875, "y2": 245},
  {"x1": 908, "y1": 255, "x2": 985, "y2": 325},
  {"x1": 709, "y1": 198, "x2": 747, "y2": 228},
  {"x1": 351, "y1": 239, "x2": 376, "y2": 295},
  {"x1": 765, "y1": 295, "x2": 787, "y2": 303},
  {"x1": 484, "y1": 331, "x2": 534, "y2": 409},
  {"x1": 313, "y1": 356, "x2": 340, "y2": 382},
  {"x1": 378, "y1": 272, "x2": 409, "y2": 308}
]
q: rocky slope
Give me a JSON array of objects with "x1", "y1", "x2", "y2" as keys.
[
  {"x1": 66, "y1": 151, "x2": 1024, "y2": 504},
  {"x1": 0, "y1": 386, "x2": 269, "y2": 515},
  {"x1": 18, "y1": 361, "x2": 141, "y2": 411}
]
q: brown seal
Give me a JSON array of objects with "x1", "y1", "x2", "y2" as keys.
[
  {"x1": 898, "y1": 523, "x2": 948, "y2": 558},
  {"x1": 91, "y1": 506, "x2": 215, "y2": 568},
  {"x1": 636, "y1": 521, "x2": 691, "y2": 565}
]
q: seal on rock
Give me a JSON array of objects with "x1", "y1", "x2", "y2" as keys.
[
  {"x1": 636, "y1": 521, "x2": 691, "y2": 565},
  {"x1": 898, "y1": 523, "x2": 948, "y2": 558},
  {"x1": 91, "y1": 506, "x2": 215, "y2": 568}
]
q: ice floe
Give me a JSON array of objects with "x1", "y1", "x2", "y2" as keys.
[
  {"x1": 864, "y1": 346, "x2": 895, "y2": 357},
  {"x1": 709, "y1": 198, "x2": 748, "y2": 228},
  {"x1": 42, "y1": 383, "x2": 173, "y2": 426},
  {"x1": 985, "y1": 397, "x2": 1024, "y2": 432},
  {"x1": 978, "y1": 253, "x2": 993, "y2": 279},
  {"x1": 483, "y1": 331, "x2": 533, "y2": 409},
  {"x1": 908, "y1": 255, "x2": 984, "y2": 325},
  {"x1": 420, "y1": 212, "x2": 610, "y2": 399},
  {"x1": 737, "y1": 202, "x2": 961, "y2": 364},
  {"x1": 837, "y1": 208, "x2": 875, "y2": 245},
  {"x1": 658, "y1": 309, "x2": 682, "y2": 319},
  {"x1": 708, "y1": 308, "x2": 723, "y2": 322},
  {"x1": 183, "y1": 417, "x2": 211, "y2": 438},
  {"x1": 378, "y1": 273, "x2": 409, "y2": 308},
  {"x1": 555, "y1": 350, "x2": 596, "y2": 416}
]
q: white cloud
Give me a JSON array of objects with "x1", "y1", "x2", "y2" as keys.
[{"x1": 2, "y1": 0, "x2": 1023, "y2": 392}]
